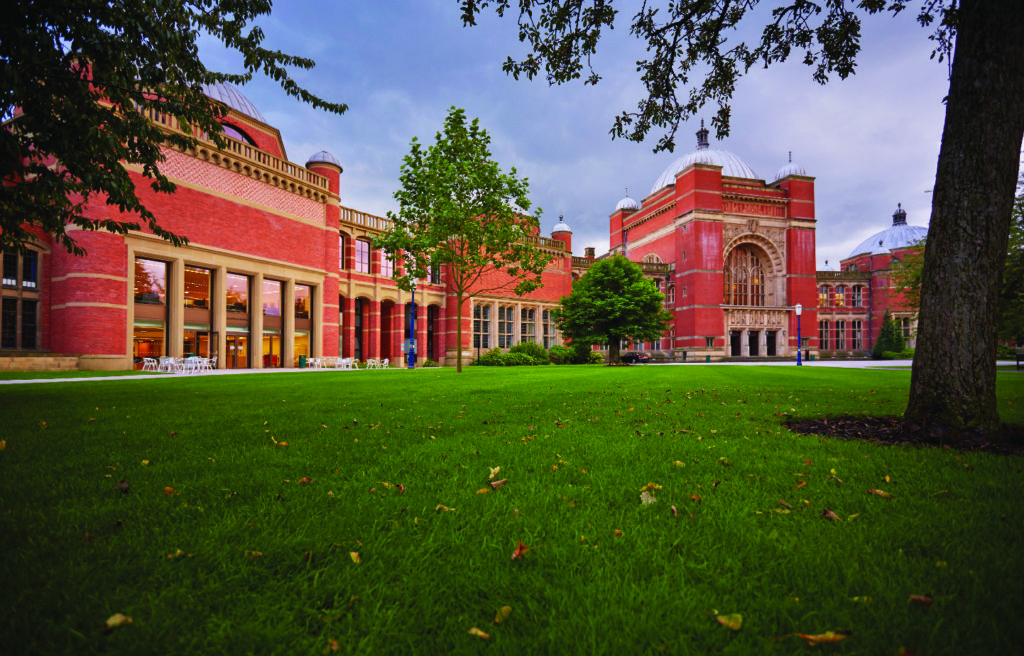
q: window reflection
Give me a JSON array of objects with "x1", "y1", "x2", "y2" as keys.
[
  {"x1": 226, "y1": 273, "x2": 249, "y2": 313},
  {"x1": 263, "y1": 279, "x2": 282, "y2": 316},
  {"x1": 134, "y1": 258, "x2": 167, "y2": 304},
  {"x1": 294, "y1": 284, "x2": 310, "y2": 319},
  {"x1": 184, "y1": 266, "x2": 211, "y2": 308}
]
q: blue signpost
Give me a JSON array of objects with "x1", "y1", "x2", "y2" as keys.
[
  {"x1": 407, "y1": 284, "x2": 417, "y2": 369},
  {"x1": 795, "y1": 303, "x2": 803, "y2": 366}
]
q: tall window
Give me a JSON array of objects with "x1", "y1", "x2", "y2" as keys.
[
  {"x1": 338, "y1": 235, "x2": 347, "y2": 270},
  {"x1": 520, "y1": 308, "x2": 536, "y2": 344},
  {"x1": 498, "y1": 306, "x2": 514, "y2": 348},
  {"x1": 2, "y1": 250, "x2": 17, "y2": 286},
  {"x1": 294, "y1": 285, "x2": 311, "y2": 319},
  {"x1": 835, "y1": 320, "x2": 846, "y2": 350},
  {"x1": 473, "y1": 304, "x2": 490, "y2": 349},
  {"x1": 667, "y1": 285, "x2": 675, "y2": 306},
  {"x1": 1, "y1": 298, "x2": 17, "y2": 348},
  {"x1": 723, "y1": 246, "x2": 765, "y2": 306},
  {"x1": 818, "y1": 285, "x2": 829, "y2": 307},
  {"x1": 134, "y1": 258, "x2": 167, "y2": 304},
  {"x1": 21, "y1": 251, "x2": 38, "y2": 290},
  {"x1": 819, "y1": 320, "x2": 830, "y2": 350},
  {"x1": 834, "y1": 286, "x2": 846, "y2": 307},
  {"x1": 184, "y1": 266, "x2": 211, "y2": 308},
  {"x1": 900, "y1": 317, "x2": 912, "y2": 340},
  {"x1": 380, "y1": 249, "x2": 394, "y2": 278},
  {"x1": 226, "y1": 273, "x2": 249, "y2": 313},
  {"x1": 542, "y1": 309, "x2": 551, "y2": 348},
  {"x1": 263, "y1": 279, "x2": 282, "y2": 316},
  {"x1": 852, "y1": 286, "x2": 863, "y2": 307},
  {"x1": 852, "y1": 320, "x2": 863, "y2": 350},
  {"x1": 652, "y1": 338, "x2": 661, "y2": 351},
  {"x1": 355, "y1": 240, "x2": 370, "y2": 273},
  {"x1": 429, "y1": 262, "x2": 441, "y2": 284}
]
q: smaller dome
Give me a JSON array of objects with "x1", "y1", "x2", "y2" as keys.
[
  {"x1": 616, "y1": 195, "x2": 640, "y2": 211},
  {"x1": 848, "y1": 203, "x2": 928, "y2": 257},
  {"x1": 203, "y1": 82, "x2": 267, "y2": 123},
  {"x1": 306, "y1": 150, "x2": 343, "y2": 172},
  {"x1": 552, "y1": 215, "x2": 572, "y2": 234},
  {"x1": 650, "y1": 121, "x2": 758, "y2": 194},
  {"x1": 774, "y1": 151, "x2": 806, "y2": 180}
]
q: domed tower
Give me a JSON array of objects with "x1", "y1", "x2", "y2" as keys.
[
  {"x1": 551, "y1": 214, "x2": 573, "y2": 252},
  {"x1": 305, "y1": 150, "x2": 343, "y2": 196},
  {"x1": 848, "y1": 203, "x2": 928, "y2": 257},
  {"x1": 609, "y1": 190, "x2": 639, "y2": 252}
]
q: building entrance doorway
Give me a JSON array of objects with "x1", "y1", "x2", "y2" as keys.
[
  {"x1": 766, "y1": 331, "x2": 777, "y2": 356},
  {"x1": 184, "y1": 330, "x2": 211, "y2": 358},
  {"x1": 730, "y1": 331, "x2": 741, "y2": 357},
  {"x1": 748, "y1": 330, "x2": 760, "y2": 357},
  {"x1": 226, "y1": 334, "x2": 249, "y2": 369}
]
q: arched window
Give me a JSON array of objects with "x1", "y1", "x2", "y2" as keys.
[
  {"x1": 723, "y1": 246, "x2": 765, "y2": 306},
  {"x1": 643, "y1": 253, "x2": 663, "y2": 264}
]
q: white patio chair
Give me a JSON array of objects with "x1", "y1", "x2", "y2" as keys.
[
  {"x1": 379, "y1": 358, "x2": 389, "y2": 369},
  {"x1": 341, "y1": 357, "x2": 355, "y2": 370},
  {"x1": 157, "y1": 356, "x2": 174, "y2": 373},
  {"x1": 141, "y1": 358, "x2": 158, "y2": 372}
]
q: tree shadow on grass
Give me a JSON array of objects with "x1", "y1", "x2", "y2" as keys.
[{"x1": 786, "y1": 415, "x2": 1024, "y2": 455}]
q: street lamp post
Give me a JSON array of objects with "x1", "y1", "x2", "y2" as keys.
[
  {"x1": 795, "y1": 303, "x2": 803, "y2": 366},
  {"x1": 407, "y1": 283, "x2": 417, "y2": 369}
]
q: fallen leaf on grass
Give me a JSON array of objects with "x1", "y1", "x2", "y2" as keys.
[
  {"x1": 163, "y1": 487, "x2": 177, "y2": 496},
  {"x1": 349, "y1": 552, "x2": 361, "y2": 564},
  {"x1": 141, "y1": 460, "x2": 149, "y2": 466},
  {"x1": 716, "y1": 614, "x2": 742, "y2": 631},
  {"x1": 639, "y1": 482, "x2": 663, "y2": 492},
  {"x1": 323, "y1": 638, "x2": 339, "y2": 653},
  {"x1": 511, "y1": 540, "x2": 530, "y2": 560},
  {"x1": 796, "y1": 630, "x2": 851, "y2": 646},
  {"x1": 671, "y1": 505, "x2": 678, "y2": 517},
  {"x1": 494, "y1": 606, "x2": 512, "y2": 623},
  {"x1": 0, "y1": 440, "x2": 6, "y2": 450},
  {"x1": 298, "y1": 477, "x2": 314, "y2": 485},
  {"x1": 277, "y1": 442, "x2": 289, "y2": 448},
  {"x1": 868, "y1": 488, "x2": 895, "y2": 498},
  {"x1": 476, "y1": 488, "x2": 491, "y2": 495},
  {"x1": 909, "y1": 595, "x2": 932, "y2": 607},
  {"x1": 397, "y1": 484, "x2": 405, "y2": 494},
  {"x1": 691, "y1": 494, "x2": 702, "y2": 503},
  {"x1": 778, "y1": 500, "x2": 792, "y2": 509},
  {"x1": 673, "y1": 460, "x2": 686, "y2": 467},
  {"x1": 245, "y1": 550, "x2": 262, "y2": 559},
  {"x1": 821, "y1": 508, "x2": 842, "y2": 521},
  {"x1": 489, "y1": 466, "x2": 500, "y2": 480},
  {"x1": 468, "y1": 627, "x2": 489, "y2": 639},
  {"x1": 614, "y1": 529, "x2": 623, "y2": 537},
  {"x1": 796, "y1": 481, "x2": 807, "y2": 488},
  {"x1": 102, "y1": 613, "x2": 132, "y2": 632},
  {"x1": 850, "y1": 596, "x2": 872, "y2": 603},
  {"x1": 489, "y1": 479, "x2": 507, "y2": 490},
  {"x1": 435, "y1": 504, "x2": 455, "y2": 513}
]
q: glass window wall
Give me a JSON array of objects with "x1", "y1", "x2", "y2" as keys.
[
  {"x1": 226, "y1": 273, "x2": 249, "y2": 313},
  {"x1": 263, "y1": 279, "x2": 282, "y2": 316},
  {"x1": 134, "y1": 258, "x2": 167, "y2": 304},
  {"x1": 294, "y1": 285, "x2": 310, "y2": 319},
  {"x1": 184, "y1": 266, "x2": 211, "y2": 308}
]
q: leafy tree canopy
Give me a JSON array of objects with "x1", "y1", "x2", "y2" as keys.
[
  {"x1": 872, "y1": 310, "x2": 906, "y2": 358},
  {"x1": 998, "y1": 183, "x2": 1024, "y2": 344},
  {"x1": 1, "y1": 0, "x2": 346, "y2": 255},
  {"x1": 459, "y1": 0, "x2": 957, "y2": 151},
  {"x1": 553, "y1": 255, "x2": 672, "y2": 364},
  {"x1": 374, "y1": 106, "x2": 551, "y2": 372}
]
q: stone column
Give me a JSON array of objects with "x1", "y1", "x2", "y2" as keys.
[
  {"x1": 251, "y1": 273, "x2": 264, "y2": 369},
  {"x1": 392, "y1": 302, "x2": 405, "y2": 366},
  {"x1": 167, "y1": 258, "x2": 185, "y2": 357},
  {"x1": 366, "y1": 300, "x2": 381, "y2": 359},
  {"x1": 741, "y1": 329, "x2": 749, "y2": 357},
  {"x1": 341, "y1": 296, "x2": 354, "y2": 358},
  {"x1": 212, "y1": 266, "x2": 227, "y2": 368},
  {"x1": 283, "y1": 279, "x2": 295, "y2": 368}
]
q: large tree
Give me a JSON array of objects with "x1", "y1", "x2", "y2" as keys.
[
  {"x1": 461, "y1": 0, "x2": 1024, "y2": 443},
  {"x1": 553, "y1": 255, "x2": 672, "y2": 364},
  {"x1": 1, "y1": 0, "x2": 346, "y2": 256},
  {"x1": 374, "y1": 106, "x2": 551, "y2": 373}
]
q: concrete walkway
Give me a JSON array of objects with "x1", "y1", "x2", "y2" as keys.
[{"x1": 0, "y1": 359, "x2": 922, "y2": 385}]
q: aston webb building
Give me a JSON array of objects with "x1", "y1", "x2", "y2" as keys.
[{"x1": 1, "y1": 85, "x2": 924, "y2": 369}]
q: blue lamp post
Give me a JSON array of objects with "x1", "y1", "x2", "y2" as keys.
[
  {"x1": 407, "y1": 283, "x2": 417, "y2": 369},
  {"x1": 795, "y1": 303, "x2": 803, "y2": 366}
]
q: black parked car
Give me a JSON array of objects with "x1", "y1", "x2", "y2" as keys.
[{"x1": 620, "y1": 351, "x2": 651, "y2": 364}]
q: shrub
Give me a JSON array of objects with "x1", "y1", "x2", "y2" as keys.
[
  {"x1": 588, "y1": 351, "x2": 605, "y2": 365},
  {"x1": 548, "y1": 344, "x2": 571, "y2": 365},
  {"x1": 475, "y1": 348, "x2": 506, "y2": 366},
  {"x1": 501, "y1": 352, "x2": 535, "y2": 367},
  {"x1": 569, "y1": 341, "x2": 595, "y2": 364},
  {"x1": 420, "y1": 359, "x2": 438, "y2": 368},
  {"x1": 872, "y1": 312, "x2": 905, "y2": 359},
  {"x1": 509, "y1": 342, "x2": 550, "y2": 365}
]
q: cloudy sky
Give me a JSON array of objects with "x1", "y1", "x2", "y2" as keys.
[{"x1": 199, "y1": 0, "x2": 950, "y2": 268}]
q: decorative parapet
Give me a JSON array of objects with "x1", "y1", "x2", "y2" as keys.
[
  {"x1": 816, "y1": 271, "x2": 871, "y2": 282},
  {"x1": 340, "y1": 206, "x2": 391, "y2": 232},
  {"x1": 523, "y1": 234, "x2": 569, "y2": 252},
  {"x1": 141, "y1": 105, "x2": 331, "y2": 203}
]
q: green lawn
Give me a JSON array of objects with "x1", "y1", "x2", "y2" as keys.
[{"x1": 1, "y1": 366, "x2": 1022, "y2": 655}]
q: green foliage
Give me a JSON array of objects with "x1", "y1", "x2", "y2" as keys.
[
  {"x1": 872, "y1": 312, "x2": 906, "y2": 359},
  {"x1": 502, "y1": 352, "x2": 536, "y2": 366},
  {"x1": 587, "y1": 350, "x2": 605, "y2": 364},
  {"x1": 509, "y1": 341, "x2": 550, "y2": 365},
  {"x1": 889, "y1": 240, "x2": 926, "y2": 310},
  {"x1": 1, "y1": 0, "x2": 346, "y2": 255},
  {"x1": 461, "y1": 1, "x2": 957, "y2": 151},
  {"x1": 420, "y1": 359, "x2": 439, "y2": 368},
  {"x1": 999, "y1": 185, "x2": 1024, "y2": 344},
  {"x1": 553, "y1": 256, "x2": 671, "y2": 364},
  {"x1": 547, "y1": 344, "x2": 571, "y2": 364},
  {"x1": 473, "y1": 348, "x2": 538, "y2": 367},
  {"x1": 374, "y1": 107, "x2": 550, "y2": 372},
  {"x1": 475, "y1": 347, "x2": 506, "y2": 366}
]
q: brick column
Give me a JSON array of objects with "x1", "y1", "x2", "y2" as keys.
[
  {"x1": 416, "y1": 303, "x2": 428, "y2": 364},
  {"x1": 392, "y1": 302, "x2": 405, "y2": 366}
]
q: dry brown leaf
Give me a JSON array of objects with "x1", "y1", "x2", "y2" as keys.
[
  {"x1": 163, "y1": 487, "x2": 176, "y2": 496},
  {"x1": 244, "y1": 550, "x2": 263, "y2": 559},
  {"x1": 435, "y1": 504, "x2": 454, "y2": 513},
  {"x1": 494, "y1": 606, "x2": 512, "y2": 623},
  {"x1": 796, "y1": 630, "x2": 852, "y2": 645},
  {"x1": 277, "y1": 442, "x2": 289, "y2": 448},
  {"x1": 909, "y1": 595, "x2": 932, "y2": 607},
  {"x1": 868, "y1": 488, "x2": 895, "y2": 498},
  {"x1": 488, "y1": 466, "x2": 500, "y2": 480},
  {"x1": 821, "y1": 508, "x2": 841, "y2": 521},
  {"x1": 671, "y1": 505, "x2": 678, "y2": 517},
  {"x1": 102, "y1": 613, "x2": 132, "y2": 632},
  {"x1": 298, "y1": 477, "x2": 314, "y2": 485},
  {"x1": 476, "y1": 488, "x2": 491, "y2": 495},
  {"x1": 349, "y1": 552, "x2": 361, "y2": 564},
  {"x1": 323, "y1": 638, "x2": 340, "y2": 653},
  {"x1": 489, "y1": 479, "x2": 507, "y2": 490},
  {"x1": 511, "y1": 540, "x2": 530, "y2": 560},
  {"x1": 778, "y1": 499, "x2": 793, "y2": 508},
  {"x1": 614, "y1": 529, "x2": 623, "y2": 537},
  {"x1": 716, "y1": 613, "x2": 742, "y2": 631},
  {"x1": 468, "y1": 627, "x2": 489, "y2": 639},
  {"x1": 639, "y1": 482, "x2": 663, "y2": 492}
]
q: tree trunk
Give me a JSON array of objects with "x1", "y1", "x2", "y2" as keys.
[
  {"x1": 609, "y1": 342, "x2": 620, "y2": 365},
  {"x1": 904, "y1": 0, "x2": 1024, "y2": 442},
  {"x1": 455, "y1": 293, "x2": 464, "y2": 373}
]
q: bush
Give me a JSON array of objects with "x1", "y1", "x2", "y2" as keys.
[
  {"x1": 569, "y1": 341, "x2": 595, "y2": 364},
  {"x1": 420, "y1": 359, "x2": 438, "y2": 368},
  {"x1": 996, "y1": 344, "x2": 1021, "y2": 359},
  {"x1": 501, "y1": 352, "x2": 535, "y2": 367},
  {"x1": 509, "y1": 342, "x2": 550, "y2": 365},
  {"x1": 588, "y1": 351, "x2": 605, "y2": 365},
  {"x1": 475, "y1": 348, "x2": 506, "y2": 366},
  {"x1": 548, "y1": 344, "x2": 571, "y2": 365},
  {"x1": 872, "y1": 312, "x2": 905, "y2": 359}
]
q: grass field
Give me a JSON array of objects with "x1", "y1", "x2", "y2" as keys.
[{"x1": 1, "y1": 365, "x2": 1022, "y2": 655}]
